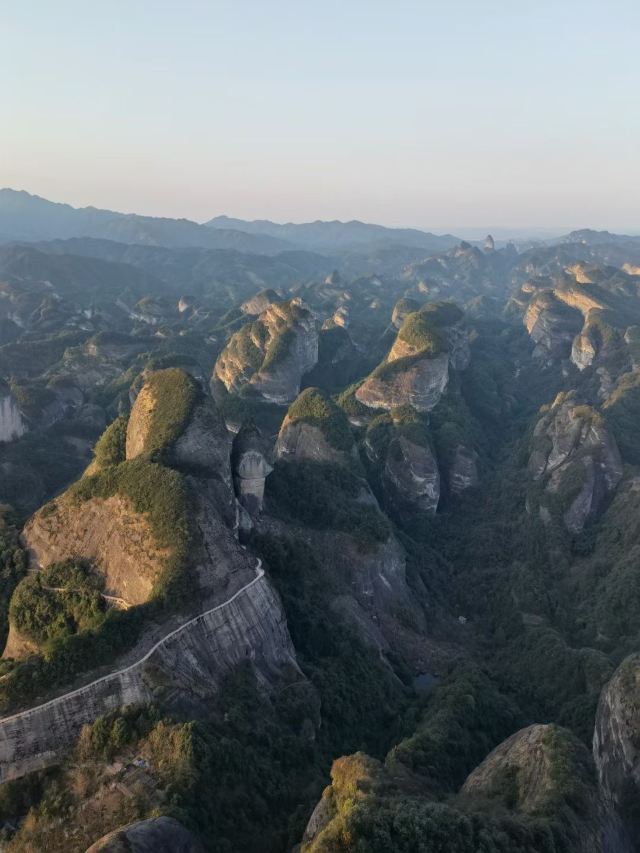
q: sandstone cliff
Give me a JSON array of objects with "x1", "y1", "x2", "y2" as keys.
[
  {"x1": 0, "y1": 568, "x2": 299, "y2": 783},
  {"x1": 0, "y1": 390, "x2": 26, "y2": 442},
  {"x1": 275, "y1": 387, "x2": 357, "y2": 467},
  {"x1": 523, "y1": 288, "x2": 583, "y2": 363},
  {"x1": 355, "y1": 302, "x2": 469, "y2": 413},
  {"x1": 213, "y1": 299, "x2": 318, "y2": 404},
  {"x1": 364, "y1": 407, "x2": 440, "y2": 518},
  {"x1": 528, "y1": 392, "x2": 622, "y2": 533}
]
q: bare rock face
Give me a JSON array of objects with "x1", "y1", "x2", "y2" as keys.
[
  {"x1": 85, "y1": 817, "x2": 205, "y2": 853},
  {"x1": 0, "y1": 391, "x2": 26, "y2": 441},
  {"x1": 448, "y1": 445, "x2": 479, "y2": 494},
  {"x1": 21, "y1": 494, "x2": 168, "y2": 605},
  {"x1": 462, "y1": 724, "x2": 608, "y2": 852},
  {"x1": 391, "y1": 297, "x2": 420, "y2": 330},
  {"x1": 383, "y1": 435, "x2": 440, "y2": 515},
  {"x1": 528, "y1": 392, "x2": 622, "y2": 533},
  {"x1": 594, "y1": 654, "x2": 640, "y2": 849},
  {"x1": 523, "y1": 290, "x2": 583, "y2": 363},
  {"x1": 214, "y1": 299, "x2": 319, "y2": 404},
  {"x1": 240, "y1": 287, "x2": 281, "y2": 316},
  {"x1": 355, "y1": 302, "x2": 469, "y2": 413},
  {"x1": 232, "y1": 424, "x2": 273, "y2": 515},
  {"x1": 484, "y1": 234, "x2": 495, "y2": 252},
  {"x1": 0, "y1": 561, "x2": 301, "y2": 783},
  {"x1": 364, "y1": 410, "x2": 440, "y2": 518},
  {"x1": 356, "y1": 352, "x2": 450, "y2": 413},
  {"x1": 594, "y1": 654, "x2": 640, "y2": 811},
  {"x1": 572, "y1": 329, "x2": 598, "y2": 370}
]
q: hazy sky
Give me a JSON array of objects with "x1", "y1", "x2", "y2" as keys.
[{"x1": 2, "y1": 1, "x2": 639, "y2": 233}]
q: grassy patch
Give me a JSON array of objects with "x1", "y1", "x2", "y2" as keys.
[
  {"x1": 93, "y1": 415, "x2": 128, "y2": 467},
  {"x1": 136, "y1": 368, "x2": 198, "y2": 460}
]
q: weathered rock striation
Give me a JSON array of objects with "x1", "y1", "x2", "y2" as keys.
[
  {"x1": 232, "y1": 424, "x2": 273, "y2": 515},
  {"x1": 364, "y1": 408, "x2": 440, "y2": 517},
  {"x1": 523, "y1": 289, "x2": 583, "y2": 363},
  {"x1": 214, "y1": 299, "x2": 318, "y2": 404},
  {"x1": 528, "y1": 392, "x2": 622, "y2": 532},
  {"x1": 0, "y1": 565, "x2": 298, "y2": 783},
  {"x1": 355, "y1": 302, "x2": 469, "y2": 413},
  {"x1": 0, "y1": 390, "x2": 26, "y2": 442}
]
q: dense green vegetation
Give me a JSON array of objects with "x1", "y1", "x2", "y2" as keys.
[
  {"x1": 136, "y1": 368, "x2": 198, "y2": 460},
  {"x1": 8, "y1": 381, "x2": 56, "y2": 420},
  {"x1": 10, "y1": 561, "x2": 105, "y2": 647},
  {"x1": 365, "y1": 405, "x2": 431, "y2": 460},
  {"x1": 386, "y1": 664, "x2": 522, "y2": 790},
  {"x1": 286, "y1": 387, "x2": 354, "y2": 452},
  {"x1": 397, "y1": 301, "x2": 463, "y2": 352},
  {"x1": 92, "y1": 414, "x2": 128, "y2": 467},
  {"x1": 266, "y1": 460, "x2": 389, "y2": 551},
  {"x1": 0, "y1": 510, "x2": 28, "y2": 649}
]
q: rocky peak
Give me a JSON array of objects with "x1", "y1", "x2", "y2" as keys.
[
  {"x1": 240, "y1": 287, "x2": 282, "y2": 316},
  {"x1": 484, "y1": 234, "x2": 495, "y2": 252},
  {"x1": 594, "y1": 654, "x2": 640, "y2": 847},
  {"x1": 364, "y1": 407, "x2": 440, "y2": 518},
  {"x1": 528, "y1": 392, "x2": 622, "y2": 532},
  {"x1": 390, "y1": 296, "x2": 420, "y2": 330},
  {"x1": 523, "y1": 288, "x2": 584, "y2": 363},
  {"x1": 232, "y1": 423, "x2": 272, "y2": 516},
  {"x1": 275, "y1": 387, "x2": 356, "y2": 466},
  {"x1": 355, "y1": 301, "x2": 469, "y2": 413},
  {"x1": 213, "y1": 299, "x2": 319, "y2": 404}
]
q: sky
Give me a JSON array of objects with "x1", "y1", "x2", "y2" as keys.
[{"x1": 1, "y1": 0, "x2": 639, "y2": 235}]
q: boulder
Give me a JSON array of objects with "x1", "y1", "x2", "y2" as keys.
[{"x1": 85, "y1": 816, "x2": 204, "y2": 852}]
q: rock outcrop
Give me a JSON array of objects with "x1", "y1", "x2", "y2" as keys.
[
  {"x1": 461, "y1": 724, "x2": 609, "y2": 852},
  {"x1": 232, "y1": 424, "x2": 272, "y2": 515},
  {"x1": 572, "y1": 328, "x2": 598, "y2": 370},
  {"x1": 22, "y1": 493, "x2": 169, "y2": 605},
  {"x1": 448, "y1": 444, "x2": 479, "y2": 494},
  {"x1": 275, "y1": 387, "x2": 356, "y2": 467},
  {"x1": 355, "y1": 302, "x2": 469, "y2": 413},
  {"x1": 463, "y1": 724, "x2": 590, "y2": 814},
  {"x1": 523, "y1": 289, "x2": 583, "y2": 363},
  {"x1": 364, "y1": 408, "x2": 440, "y2": 518},
  {"x1": 390, "y1": 296, "x2": 420, "y2": 330},
  {"x1": 528, "y1": 392, "x2": 622, "y2": 532},
  {"x1": 594, "y1": 654, "x2": 640, "y2": 812},
  {"x1": 240, "y1": 288, "x2": 281, "y2": 316},
  {"x1": 593, "y1": 654, "x2": 640, "y2": 849},
  {"x1": 85, "y1": 817, "x2": 205, "y2": 853},
  {"x1": 0, "y1": 566, "x2": 299, "y2": 783},
  {"x1": 0, "y1": 389, "x2": 26, "y2": 441},
  {"x1": 213, "y1": 299, "x2": 318, "y2": 404}
]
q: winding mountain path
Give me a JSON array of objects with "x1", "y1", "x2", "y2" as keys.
[
  {"x1": 0, "y1": 557, "x2": 296, "y2": 784},
  {"x1": 0, "y1": 559, "x2": 264, "y2": 729}
]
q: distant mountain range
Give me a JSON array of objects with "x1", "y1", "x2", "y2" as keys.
[
  {"x1": 0, "y1": 189, "x2": 291, "y2": 255},
  {"x1": 205, "y1": 214, "x2": 460, "y2": 253},
  {"x1": 0, "y1": 189, "x2": 460, "y2": 256}
]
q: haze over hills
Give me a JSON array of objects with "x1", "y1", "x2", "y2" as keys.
[{"x1": 205, "y1": 214, "x2": 460, "y2": 253}]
